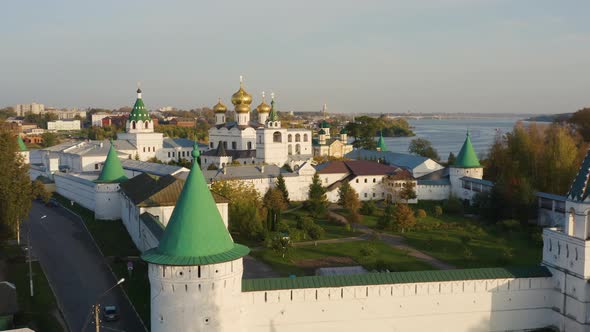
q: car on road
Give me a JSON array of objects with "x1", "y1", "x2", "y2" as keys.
[
  {"x1": 45, "y1": 198, "x2": 59, "y2": 207},
  {"x1": 102, "y1": 305, "x2": 119, "y2": 322}
]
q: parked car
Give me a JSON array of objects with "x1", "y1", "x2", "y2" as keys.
[
  {"x1": 45, "y1": 198, "x2": 59, "y2": 207},
  {"x1": 102, "y1": 305, "x2": 119, "y2": 322}
]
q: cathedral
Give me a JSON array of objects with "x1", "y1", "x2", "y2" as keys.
[{"x1": 202, "y1": 79, "x2": 312, "y2": 170}]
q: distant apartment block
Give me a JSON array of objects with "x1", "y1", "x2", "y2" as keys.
[
  {"x1": 46, "y1": 108, "x2": 87, "y2": 120},
  {"x1": 14, "y1": 103, "x2": 45, "y2": 116},
  {"x1": 47, "y1": 119, "x2": 81, "y2": 131}
]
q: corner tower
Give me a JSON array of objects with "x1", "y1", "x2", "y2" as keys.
[
  {"x1": 94, "y1": 141, "x2": 128, "y2": 220},
  {"x1": 450, "y1": 131, "x2": 483, "y2": 198},
  {"x1": 142, "y1": 145, "x2": 249, "y2": 332}
]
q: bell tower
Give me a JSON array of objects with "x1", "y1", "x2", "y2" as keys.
[{"x1": 256, "y1": 94, "x2": 288, "y2": 165}]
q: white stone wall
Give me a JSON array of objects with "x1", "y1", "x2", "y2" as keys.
[
  {"x1": 94, "y1": 183, "x2": 122, "y2": 220},
  {"x1": 148, "y1": 260, "x2": 244, "y2": 332},
  {"x1": 240, "y1": 277, "x2": 557, "y2": 332},
  {"x1": 208, "y1": 127, "x2": 257, "y2": 151},
  {"x1": 417, "y1": 184, "x2": 451, "y2": 201},
  {"x1": 54, "y1": 173, "x2": 96, "y2": 211},
  {"x1": 47, "y1": 120, "x2": 81, "y2": 131}
]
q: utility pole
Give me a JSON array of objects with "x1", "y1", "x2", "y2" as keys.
[{"x1": 94, "y1": 304, "x2": 100, "y2": 332}]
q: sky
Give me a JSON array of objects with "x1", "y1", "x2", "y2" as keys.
[{"x1": 2, "y1": 0, "x2": 590, "y2": 114}]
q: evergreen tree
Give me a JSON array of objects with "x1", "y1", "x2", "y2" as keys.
[
  {"x1": 378, "y1": 202, "x2": 395, "y2": 230},
  {"x1": 276, "y1": 174, "x2": 290, "y2": 204},
  {"x1": 337, "y1": 180, "x2": 351, "y2": 206},
  {"x1": 447, "y1": 152, "x2": 456, "y2": 165},
  {"x1": 0, "y1": 130, "x2": 33, "y2": 242},
  {"x1": 307, "y1": 173, "x2": 328, "y2": 217},
  {"x1": 263, "y1": 188, "x2": 288, "y2": 232}
]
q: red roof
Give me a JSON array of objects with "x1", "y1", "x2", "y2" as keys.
[{"x1": 317, "y1": 160, "x2": 401, "y2": 176}]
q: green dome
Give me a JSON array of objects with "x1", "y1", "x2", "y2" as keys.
[
  {"x1": 17, "y1": 135, "x2": 27, "y2": 151},
  {"x1": 318, "y1": 129, "x2": 326, "y2": 135},
  {"x1": 95, "y1": 142, "x2": 128, "y2": 183},
  {"x1": 128, "y1": 88, "x2": 151, "y2": 123},
  {"x1": 340, "y1": 128, "x2": 348, "y2": 135},
  {"x1": 142, "y1": 144, "x2": 249, "y2": 266},
  {"x1": 320, "y1": 120, "x2": 331, "y2": 128},
  {"x1": 454, "y1": 131, "x2": 481, "y2": 168}
]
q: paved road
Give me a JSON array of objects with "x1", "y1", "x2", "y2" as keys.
[{"x1": 24, "y1": 201, "x2": 146, "y2": 332}]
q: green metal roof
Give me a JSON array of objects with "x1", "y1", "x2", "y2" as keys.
[
  {"x1": 128, "y1": 88, "x2": 151, "y2": 122},
  {"x1": 95, "y1": 142, "x2": 128, "y2": 183},
  {"x1": 377, "y1": 132, "x2": 387, "y2": 152},
  {"x1": 340, "y1": 128, "x2": 348, "y2": 135},
  {"x1": 454, "y1": 131, "x2": 481, "y2": 168},
  {"x1": 17, "y1": 135, "x2": 27, "y2": 151},
  {"x1": 142, "y1": 144, "x2": 249, "y2": 266},
  {"x1": 242, "y1": 266, "x2": 551, "y2": 292},
  {"x1": 568, "y1": 149, "x2": 590, "y2": 202},
  {"x1": 267, "y1": 99, "x2": 279, "y2": 122},
  {"x1": 318, "y1": 129, "x2": 326, "y2": 135},
  {"x1": 320, "y1": 120, "x2": 331, "y2": 128}
]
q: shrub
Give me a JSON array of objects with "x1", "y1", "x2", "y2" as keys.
[
  {"x1": 498, "y1": 219, "x2": 521, "y2": 232},
  {"x1": 307, "y1": 224, "x2": 325, "y2": 240},
  {"x1": 460, "y1": 235, "x2": 472, "y2": 246},
  {"x1": 445, "y1": 197, "x2": 464, "y2": 215},
  {"x1": 416, "y1": 209, "x2": 427, "y2": 218},
  {"x1": 434, "y1": 205, "x2": 443, "y2": 217},
  {"x1": 360, "y1": 243, "x2": 378, "y2": 257},
  {"x1": 360, "y1": 200, "x2": 377, "y2": 216}
]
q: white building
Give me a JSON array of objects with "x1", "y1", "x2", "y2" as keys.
[
  {"x1": 205, "y1": 81, "x2": 312, "y2": 169},
  {"x1": 47, "y1": 119, "x2": 81, "y2": 131},
  {"x1": 91, "y1": 112, "x2": 112, "y2": 126},
  {"x1": 14, "y1": 102, "x2": 44, "y2": 116}
]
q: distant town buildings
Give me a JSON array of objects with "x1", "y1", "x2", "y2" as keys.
[
  {"x1": 14, "y1": 102, "x2": 44, "y2": 116},
  {"x1": 46, "y1": 108, "x2": 86, "y2": 120},
  {"x1": 47, "y1": 119, "x2": 81, "y2": 131},
  {"x1": 91, "y1": 113, "x2": 112, "y2": 126}
]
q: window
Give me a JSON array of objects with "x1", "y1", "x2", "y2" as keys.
[
  {"x1": 373, "y1": 193, "x2": 376, "y2": 197},
  {"x1": 143, "y1": 147, "x2": 146, "y2": 152},
  {"x1": 273, "y1": 131, "x2": 282, "y2": 143},
  {"x1": 223, "y1": 141, "x2": 227, "y2": 149},
  {"x1": 168, "y1": 152, "x2": 170, "y2": 158},
  {"x1": 210, "y1": 142, "x2": 214, "y2": 148},
  {"x1": 295, "y1": 144, "x2": 301, "y2": 154},
  {"x1": 247, "y1": 142, "x2": 252, "y2": 150},
  {"x1": 364, "y1": 193, "x2": 367, "y2": 198},
  {"x1": 258, "y1": 136, "x2": 262, "y2": 144},
  {"x1": 373, "y1": 178, "x2": 376, "y2": 183},
  {"x1": 232, "y1": 142, "x2": 237, "y2": 150},
  {"x1": 145, "y1": 120, "x2": 149, "y2": 128},
  {"x1": 288, "y1": 134, "x2": 292, "y2": 142},
  {"x1": 172, "y1": 152, "x2": 175, "y2": 157},
  {"x1": 132, "y1": 121, "x2": 136, "y2": 130},
  {"x1": 295, "y1": 134, "x2": 301, "y2": 142},
  {"x1": 364, "y1": 179, "x2": 367, "y2": 183},
  {"x1": 95, "y1": 164, "x2": 99, "y2": 170},
  {"x1": 288, "y1": 145, "x2": 292, "y2": 155},
  {"x1": 356, "y1": 179, "x2": 359, "y2": 183},
  {"x1": 303, "y1": 134, "x2": 308, "y2": 142}
]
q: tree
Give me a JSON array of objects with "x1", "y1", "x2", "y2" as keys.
[
  {"x1": 345, "y1": 115, "x2": 414, "y2": 150},
  {"x1": 378, "y1": 202, "x2": 395, "y2": 230},
  {"x1": 338, "y1": 182, "x2": 361, "y2": 223},
  {"x1": 399, "y1": 182, "x2": 417, "y2": 202},
  {"x1": 32, "y1": 179, "x2": 51, "y2": 203},
  {"x1": 337, "y1": 181, "x2": 351, "y2": 206},
  {"x1": 408, "y1": 138, "x2": 439, "y2": 160},
  {"x1": 276, "y1": 174, "x2": 290, "y2": 204},
  {"x1": 263, "y1": 188, "x2": 288, "y2": 232},
  {"x1": 393, "y1": 203, "x2": 416, "y2": 233},
  {"x1": 568, "y1": 108, "x2": 590, "y2": 142},
  {"x1": 307, "y1": 173, "x2": 328, "y2": 217},
  {"x1": 447, "y1": 152, "x2": 456, "y2": 165},
  {"x1": 211, "y1": 180, "x2": 264, "y2": 240},
  {"x1": 0, "y1": 130, "x2": 33, "y2": 242},
  {"x1": 40, "y1": 132, "x2": 59, "y2": 147}
]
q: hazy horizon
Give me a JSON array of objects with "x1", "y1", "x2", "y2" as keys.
[{"x1": 2, "y1": 0, "x2": 589, "y2": 114}]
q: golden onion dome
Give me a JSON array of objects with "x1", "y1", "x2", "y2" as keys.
[
  {"x1": 235, "y1": 103, "x2": 250, "y2": 113},
  {"x1": 213, "y1": 98, "x2": 227, "y2": 113},
  {"x1": 256, "y1": 100, "x2": 271, "y2": 113},
  {"x1": 231, "y1": 86, "x2": 253, "y2": 106}
]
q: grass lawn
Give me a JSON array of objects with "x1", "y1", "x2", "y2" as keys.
[
  {"x1": 53, "y1": 194, "x2": 151, "y2": 328},
  {"x1": 349, "y1": 201, "x2": 543, "y2": 269},
  {"x1": 250, "y1": 240, "x2": 435, "y2": 277},
  {"x1": 1, "y1": 245, "x2": 63, "y2": 332},
  {"x1": 282, "y1": 208, "x2": 359, "y2": 241}
]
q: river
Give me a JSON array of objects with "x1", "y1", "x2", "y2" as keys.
[{"x1": 382, "y1": 118, "x2": 523, "y2": 161}]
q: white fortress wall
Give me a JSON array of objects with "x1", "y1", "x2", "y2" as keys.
[
  {"x1": 240, "y1": 277, "x2": 558, "y2": 332},
  {"x1": 417, "y1": 183, "x2": 450, "y2": 201},
  {"x1": 95, "y1": 183, "x2": 122, "y2": 220},
  {"x1": 53, "y1": 172, "x2": 96, "y2": 211}
]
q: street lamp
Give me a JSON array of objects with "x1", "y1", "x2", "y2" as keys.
[{"x1": 82, "y1": 278, "x2": 125, "y2": 332}]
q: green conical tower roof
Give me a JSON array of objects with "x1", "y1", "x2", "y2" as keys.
[
  {"x1": 377, "y1": 131, "x2": 387, "y2": 152},
  {"x1": 142, "y1": 144, "x2": 249, "y2": 266},
  {"x1": 454, "y1": 131, "x2": 480, "y2": 168},
  {"x1": 95, "y1": 142, "x2": 128, "y2": 183},
  {"x1": 267, "y1": 99, "x2": 279, "y2": 122},
  {"x1": 128, "y1": 88, "x2": 151, "y2": 122},
  {"x1": 17, "y1": 135, "x2": 27, "y2": 151}
]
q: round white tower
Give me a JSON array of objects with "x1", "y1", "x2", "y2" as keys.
[
  {"x1": 449, "y1": 131, "x2": 483, "y2": 198},
  {"x1": 142, "y1": 147, "x2": 250, "y2": 332}
]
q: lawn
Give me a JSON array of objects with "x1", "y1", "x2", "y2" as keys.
[
  {"x1": 52, "y1": 193, "x2": 151, "y2": 328},
  {"x1": 281, "y1": 208, "x2": 359, "y2": 241},
  {"x1": 351, "y1": 201, "x2": 543, "y2": 269},
  {"x1": 250, "y1": 240, "x2": 435, "y2": 277},
  {"x1": 1, "y1": 245, "x2": 63, "y2": 332}
]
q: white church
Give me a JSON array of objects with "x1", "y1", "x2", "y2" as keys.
[{"x1": 202, "y1": 79, "x2": 312, "y2": 170}]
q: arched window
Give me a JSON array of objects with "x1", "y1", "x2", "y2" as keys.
[
  {"x1": 295, "y1": 144, "x2": 301, "y2": 154},
  {"x1": 273, "y1": 131, "x2": 282, "y2": 143},
  {"x1": 132, "y1": 121, "x2": 136, "y2": 130},
  {"x1": 288, "y1": 134, "x2": 292, "y2": 142},
  {"x1": 145, "y1": 120, "x2": 150, "y2": 128},
  {"x1": 568, "y1": 208, "x2": 575, "y2": 236},
  {"x1": 303, "y1": 134, "x2": 308, "y2": 142},
  {"x1": 223, "y1": 141, "x2": 227, "y2": 149},
  {"x1": 288, "y1": 145, "x2": 292, "y2": 155},
  {"x1": 295, "y1": 134, "x2": 301, "y2": 142},
  {"x1": 247, "y1": 142, "x2": 252, "y2": 150}
]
